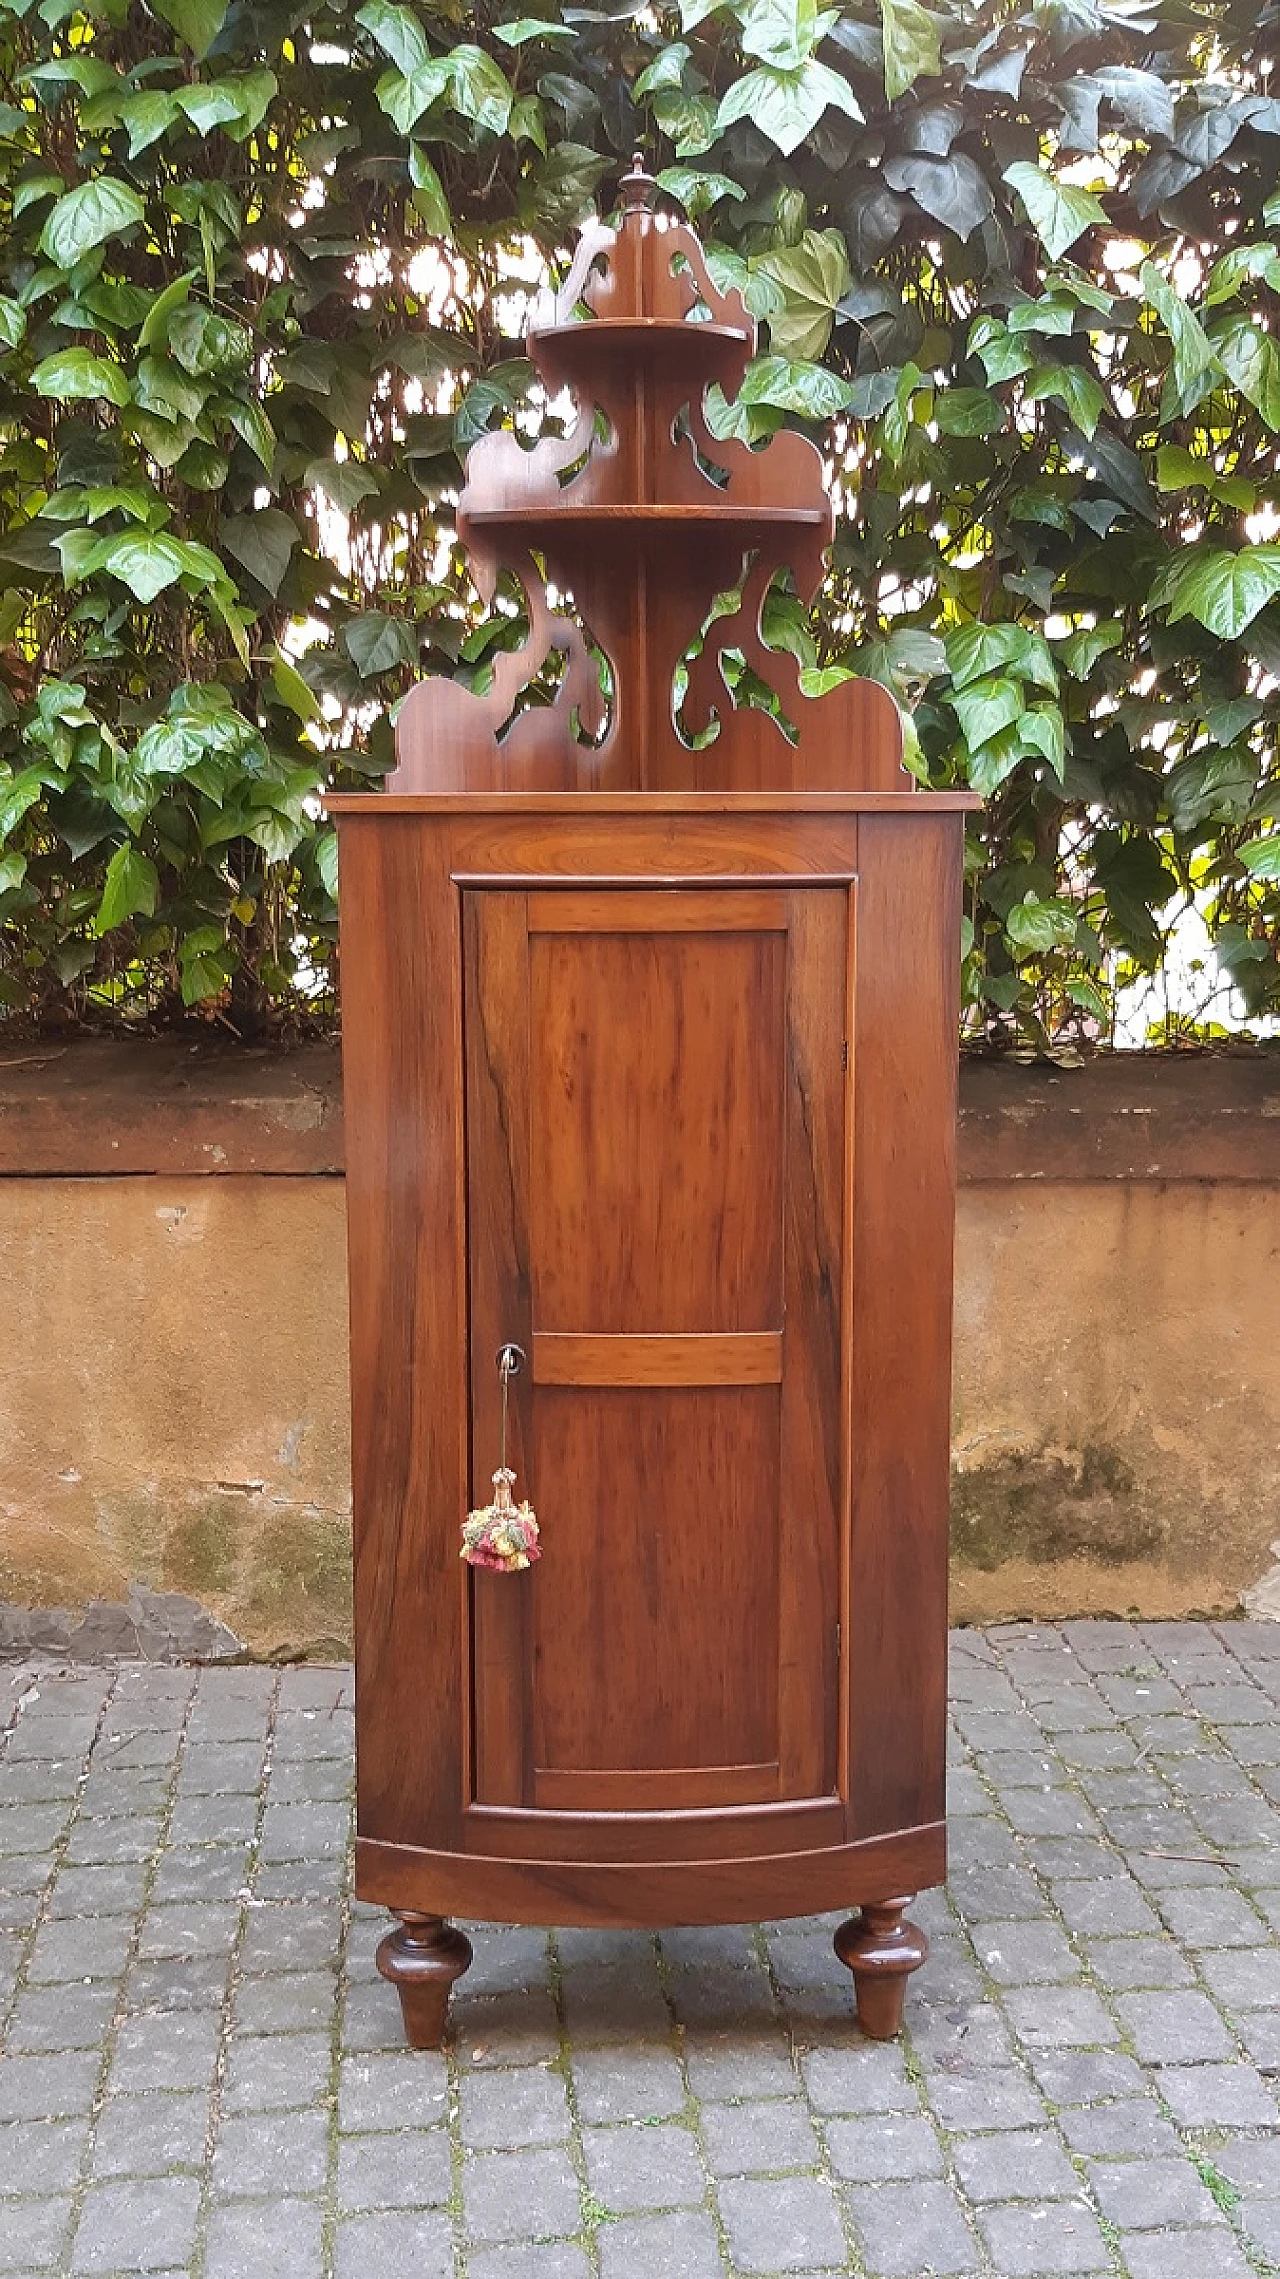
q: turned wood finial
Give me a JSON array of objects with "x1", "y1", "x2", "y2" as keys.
[{"x1": 618, "y1": 153, "x2": 658, "y2": 212}]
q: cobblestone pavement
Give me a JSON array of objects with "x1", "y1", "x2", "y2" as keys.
[{"x1": 1, "y1": 1622, "x2": 1279, "y2": 2278}]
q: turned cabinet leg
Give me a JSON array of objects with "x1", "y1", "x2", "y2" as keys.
[
  {"x1": 375, "y1": 1914, "x2": 473, "y2": 2049},
  {"x1": 834, "y1": 1898, "x2": 928, "y2": 2041}
]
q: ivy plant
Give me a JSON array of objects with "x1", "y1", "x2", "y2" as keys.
[{"x1": 1, "y1": 0, "x2": 1279, "y2": 1046}]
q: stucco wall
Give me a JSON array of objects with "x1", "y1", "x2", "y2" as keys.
[{"x1": 0, "y1": 1042, "x2": 1276, "y2": 1655}]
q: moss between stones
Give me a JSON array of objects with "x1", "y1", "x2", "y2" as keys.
[{"x1": 951, "y1": 1443, "x2": 1162, "y2": 1572}]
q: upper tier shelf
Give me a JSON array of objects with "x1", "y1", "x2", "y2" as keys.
[
  {"x1": 528, "y1": 317, "x2": 750, "y2": 381},
  {"x1": 466, "y1": 504, "x2": 829, "y2": 530}
]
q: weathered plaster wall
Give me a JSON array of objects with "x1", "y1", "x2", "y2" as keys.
[
  {"x1": 0, "y1": 1042, "x2": 1276, "y2": 1654},
  {"x1": 0, "y1": 1176, "x2": 352, "y2": 1657},
  {"x1": 952, "y1": 1179, "x2": 1280, "y2": 1623}
]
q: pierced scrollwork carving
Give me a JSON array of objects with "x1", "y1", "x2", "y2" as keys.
[{"x1": 391, "y1": 156, "x2": 907, "y2": 794}]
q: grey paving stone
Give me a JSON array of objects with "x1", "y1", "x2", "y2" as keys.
[
  {"x1": 0, "y1": 2052, "x2": 101, "y2": 2121},
  {"x1": 1240, "y1": 2201, "x2": 1280, "y2": 2259},
  {"x1": 0, "y1": 2192, "x2": 70, "y2": 2270},
  {"x1": 0, "y1": 1806, "x2": 74, "y2": 1855},
  {"x1": 0, "y1": 2117, "x2": 87, "y2": 2196},
  {"x1": 210, "y1": 2109, "x2": 330, "y2": 2197},
  {"x1": 1198, "y1": 1946, "x2": 1280, "y2": 2008},
  {"x1": 91, "y1": 2092, "x2": 209, "y2": 2176},
  {"x1": 47, "y1": 1862, "x2": 148, "y2": 1919},
  {"x1": 336, "y1": 2210, "x2": 455, "y2": 2279},
  {"x1": 1155, "y1": 2060, "x2": 1279, "y2": 2125},
  {"x1": 583, "y1": 2120, "x2": 706, "y2": 2212},
  {"x1": 234, "y1": 1967, "x2": 337, "y2": 2035},
  {"x1": 948, "y1": 1865, "x2": 1049, "y2": 1923},
  {"x1": 845, "y1": 2177, "x2": 980, "y2": 2275},
  {"x1": 719, "y1": 2171, "x2": 845, "y2": 2272},
  {"x1": 25, "y1": 1915, "x2": 134, "y2": 1985},
  {"x1": 136, "y1": 1901, "x2": 241, "y2": 1962},
  {"x1": 683, "y1": 2031, "x2": 799, "y2": 2103},
  {"x1": 922, "y1": 2067, "x2": 1047, "y2": 2132},
  {"x1": 239, "y1": 1903, "x2": 342, "y2": 1976},
  {"x1": 461, "y1": 2062, "x2": 572, "y2": 2149},
  {"x1": 1029, "y1": 2050, "x2": 1148, "y2": 2105},
  {"x1": 7, "y1": 1983, "x2": 116, "y2": 2053},
  {"x1": 977, "y1": 2199, "x2": 1110, "y2": 2273},
  {"x1": 204, "y1": 2196, "x2": 324, "y2": 2279},
  {"x1": 701, "y1": 2099, "x2": 819, "y2": 2177},
  {"x1": 339, "y1": 2052, "x2": 449, "y2": 2132},
  {"x1": 971, "y1": 1919, "x2": 1080, "y2": 1984},
  {"x1": 109, "y1": 2012, "x2": 220, "y2": 2095},
  {"x1": 1082, "y1": 1934, "x2": 1195, "y2": 1989},
  {"x1": 570, "y1": 2045, "x2": 687, "y2": 2123},
  {"x1": 1052, "y1": 1879, "x2": 1160, "y2": 1936},
  {"x1": 1115, "y1": 1988, "x2": 1234, "y2": 2062},
  {"x1": 909, "y1": 1998, "x2": 1016, "y2": 2072},
  {"x1": 260, "y1": 1801, "x2": 351, "y2": 1861},
  {"x1": 63, "y1": 1817, "x2": 159, "y2": 1867},
  {"x1": 462, "y1": 2143, "x2": 581, "y2": 2243},
  {"x1": 337, "y1": 2128, "x2": 452, "y2": 2210},
  {"x1": 823, "y1": 2112, "x2": 942, "y2": 2182},
  {"x1": 470, "y1": 2249, "x2": 591, "y2": 2279},
  {"x1": 1118, "y1": 2230, "x2": 1255, "y2": 2279},
  {"x1": 597, "y1": 2210, "x2": 724, "y2": 2279},
  {"x1": 1059, "y1": 2099, "x2": 1181, "y2": 2159},
  {"x1": 951, "y1": 2128, "x2": 1080, "y2": 2202},
  {"x1": 1002, "y1": 1986, "x2": 1120, "y2": 2050},
  {"x1": 800, "y1": 2043, "x2": 918, "y2": 2115},
  {"x1": 1155, "y1": 1885, "x2": 1269, "y2": 1946},
  {"x1": 220, "y1": 2030, "x2": 332, "y2": 2113},
  {"x1": 149, "y1": 1850, "x2": 253, "y2": 1909},
  {"x1": 72, "y1": 2177, "x2": 201, "y2": 2273},
  {"x1": 178, "y1": 1742, "x2": 266, "y2": 1793},
  {"x1": 126, "y1": 1954, "x2": 232, "y2": 2014},
  {"x1": 1088, "y1": 2154, "x2": 1224, "y2": 2229},
  {"x1": 1236, "y1": 2009, "x2": 1280, "y2": 2067}
]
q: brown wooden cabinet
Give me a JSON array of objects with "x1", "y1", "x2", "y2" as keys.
[{"x1": 328, "y1": 164, "x2": 978, "y2": 2048}]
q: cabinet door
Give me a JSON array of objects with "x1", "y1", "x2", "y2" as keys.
[{"x1": 464, "y1": 885, "x2": 849, "y2": 1818}]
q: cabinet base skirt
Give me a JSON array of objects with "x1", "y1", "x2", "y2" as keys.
[{"x1": 355, "y1": 1821, "x2": 946, "y2": 1928}]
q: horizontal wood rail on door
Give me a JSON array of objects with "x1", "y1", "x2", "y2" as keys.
[{"x1": 531, "y1": 1332, "x2": 783, "y2": 1386}]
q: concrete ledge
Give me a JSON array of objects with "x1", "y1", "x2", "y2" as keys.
[
  {"x1": 1, "y1": 1039, "x2": 1277, "y2": 1181},
  {"x1": 0, "y1": 1038, "x2": 343, "y2": 1175}
]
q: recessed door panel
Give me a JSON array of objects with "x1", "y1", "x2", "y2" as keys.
[{"x1": 464, "y1": 885, "x2": 848, "y2": 1823}]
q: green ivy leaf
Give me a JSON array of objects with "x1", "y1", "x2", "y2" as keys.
[
  {"x1": 1006, "y1": 892, "x2": 1077, "y2": 951},
  {"x1": 1214, "y1": 319, "x2": 1280, "y2": 431},
  {"x1": 1024, "y1": 361, "x2": 1106, "y2": 438},
  {"x1": 715, "y1": 60, "x2": 861, "y2": 158},
  {"x1": 96, "y1": 840, "x2": 159, "y2": 931},
  {"x1": 356, "y1": 0, "x2": 431, "y2": 75},
  {"x1": 737, "y1": 355, "x2": 853, "y2": 417},
  {"x1": 742, "y1": 0, "x2": 840, "y2": 73},
  {"x1": 492, "y1": 16, "x2": 577, "y2": 43},
  {"x1": 220, "y1": 509, "x2": 298, "y2": 596},
  {"x1": 39, "y1": 177, "x2": 146, "y2": 268},
  {"x1": 98, "y1": 531, "x2": 222, "y2": 603},
  {"x1": 1004, "y1": 162, "x2": 1108, "y2": 261},
  {"x1": 152, "y1": 0, "x2": 227, "y2": 57},
  {"x1": 1141, "y1": 261, "x2": 1217, "y2": 418},
  {"x1": 880, "y1": 0, "x2": 940, "y2": 100},
  {"x1": 754, "y1": 228, "x2": 852, "y2": 358},
  {"x1": 1241, "y1": 833, "x2": 1280, "y2": 879},
  {"x1": 1159, "y1": 545, "x2": 1280, "y2": 640},
  {"x1": 32, "y1": 348, "x2": 130, "y2": 405},
  {"x1": 951, "y1": 674, "x2": 1022, "y2": 747}
]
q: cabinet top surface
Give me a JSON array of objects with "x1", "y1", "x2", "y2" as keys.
[{"x1": 326, "y1": 789, "x2": 981, "y2": 816}]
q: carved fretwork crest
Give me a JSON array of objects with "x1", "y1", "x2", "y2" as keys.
[{"x1": 391, "y1": 158, "x2": 907, "y2": 794}]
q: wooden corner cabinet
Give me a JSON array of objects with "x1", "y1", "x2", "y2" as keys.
[{"x1": 327, "y1": 162, "x2": 978, "y2": 2050}]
